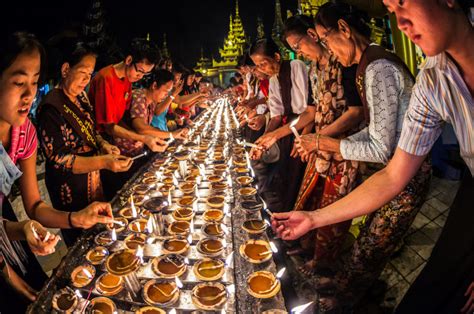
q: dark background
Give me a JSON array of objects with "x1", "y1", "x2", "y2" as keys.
[{"x1": 2, "y1": 0, "x2": 297, "y2": 68}]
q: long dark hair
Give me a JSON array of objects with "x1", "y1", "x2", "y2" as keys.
[
  {"x1": 315, "y1": 2, "x2": 371, "y2": 39},
  {"x1": 0, "y1": 32, "x2": 46, "y2": 83}
]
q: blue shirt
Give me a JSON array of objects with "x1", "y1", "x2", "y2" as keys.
[{"x1": 151, "y1": 111, "x2": 168, "y2": 131}]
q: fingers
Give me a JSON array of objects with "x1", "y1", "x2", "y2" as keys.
[{"x1": 461, "y1": 294, "x2": 474, "y2": 313}]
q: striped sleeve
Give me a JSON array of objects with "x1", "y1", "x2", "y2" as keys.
[
  {"x1": 18, "y1": 119, "x2": 38, "y2": 161},
  {"x1": 398, "y1": 73, "x2": 444, "y2": 156}
]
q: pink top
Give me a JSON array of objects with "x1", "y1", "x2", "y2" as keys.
[{"x1": 8, "y1": 119, "x2": 37, "y2": 165}]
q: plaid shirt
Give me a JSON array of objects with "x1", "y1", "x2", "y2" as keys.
[{"x1": 398, "y1": 53, "x2": 474, "y2": 175}]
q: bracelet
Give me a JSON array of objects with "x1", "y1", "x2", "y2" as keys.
[
  {"x1": 68, "y1": 212, "x2": 74, "y2": 228},
  {"x1": 316, "y1": 134, "x2": 321, "y2": 151},
  {"x1": 170, "y1": 95, "x2": 175, "y2": 101}
]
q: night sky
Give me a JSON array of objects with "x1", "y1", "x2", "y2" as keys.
[{"x1": 3, "y1": 0, "x2": 298, "y2": 68}]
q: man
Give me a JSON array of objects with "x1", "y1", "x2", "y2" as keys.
[
  {"x1": 272, "y1": 1, "x2": 474, "y2": 312},
  {"x1": 89, "y1": 38, "x2": 167, "y2": 199}
]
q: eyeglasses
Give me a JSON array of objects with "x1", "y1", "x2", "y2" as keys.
[
  {"x1": 133, "y1": 63, "x2": 152, "y2": 76},
  {"x1": 290, "y1": 36, "x2": 305, "y2": 53},
  {"x1": 317, "y1": 28, "x2": 335, "y2": 50}
]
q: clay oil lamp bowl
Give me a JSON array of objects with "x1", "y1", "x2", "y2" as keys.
[
  {"x1": 95, "y1": 273, "x2": 124, "y2": 296},
  {"x1": 151, "y1": 254, "x2": 187, "y2": 278},
  {"x1": 52, "y1": 288, "x2": 78, "y2": 313},
  {"x1": 94, "y1": 231, "x2": 114, "y2": 246},
  {"x1": 142, "y1": 279, "x2": 180, "y2": 307},
  {"x1": 242, "y1": 219, "x2": 267, "y2": 235},
  {"x1": 168, "y1": 162, "x2": 179, "y2": 171},
  {"x1": 234, "y1": 167, "x2": 249, "y2": 174},
  {"x1": 177, "y1": 195, "x2": 196, "y2": 208},
  {"x1": 213, "y1": 164, "x2": 228, "y2": 172},
  {"x1": 238, "y1": 187, "x2": 257, "y2": 198},
  {"x1": 168, "y1": 220, "x2": 191, "y2": 236},
  {"x1": 119, "y1": 207, "x2": 136, "y2": 220},
  {"x1": 86, "y1": 246, "x2": 109, "y2": 266},
  {"x1": 241, "y1": 200, "x2": 263, "y2": 214},
  {"x1": 106, "y1": 217, "x2": 128, "y2": 234},
  {"x1": 197, "y1": 238, "x2": 225, "y2": 257},
  {"x1": 191, "y1": 282, "x2": 227, "y2": 311},
  {"x1": 70, "y1": 264, "x2": 96, "y2": 288},
  {"x1": 178, "y1": 182, "x2": 196, "y2": 195},
  {"x1": 174, "y1": 149, "x2": 191, "y2": 161},
  {"x1": 239, "y1": 240, "x2": 273, "y2": 264},
  {"x1": 202, "y1": 223, "x2": 225, "y2": 238},
  {"x1": 140, "y1": 209, "x2": 152, "y2": 219},
  {"x1": 233, "y1": 158, "x2": 247, "y2": 167},
  {"x1": 206, "y1": 195, "x2": 225, "y2": 209},
  {"x1": 128, "y1": 218, "x2": 148, "y2": 233},
  {"x1": 233, "y1": 147, "x2": 245, "y2": 155},
  {"x1": 210, "y1": 181, "x2": 227, "y2": 193},
  {"x1": 207, "y1": 175, "x2": 224, "y2": 183},
  {"x1": 88, "y1": 297, "x2": 117, "y2": 314},
  {"x1": 162, "y1": 176, "x2": 174, "y2": 185},
  {"x1": 124, "y1": 233, "x2": 147, "y2": 251},
  {"x1": 193, "y1": 258, "x2": 225, "y2": 281},
  {"x1": 172, "y1": 207, "x2": 195, "y2": 222},
  {"x1": 142, "y1": 176, "x2": 159, "y2": 186},
  {"x1": 135, "y1": 306, "x2": 166, "y2": 314},
  {"x1": 236, "y1": 176, "x2": 253, "y2": 186},
  {"x1": 203, "y1": 209, "x2": 224, "y2": 223},
  {"x1": 158, "y1": 184, "x2": 174, "y2": 196},
  {"x1": 132, "y1": 194, "x2": 147, "y2": 206},
  {"x1": 247, "y1": 271, "x2": 281, "y2": 299},
  {"x1": 106, "y1": 249, "x2": 140, "y2": 276},
  {"x1": 152, "y1": 158, "x2": 166, "y2": 167},
  {"x1": 167, "y1": 146, "x2": 177, "y2": 153},
  {"x1": 133, "y1": 184, "x2": 150, "y2": 195},
  {"x1": 162, "y1": 237, "x2": 190, "y2": 255}
]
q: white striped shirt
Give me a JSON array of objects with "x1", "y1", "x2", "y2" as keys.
[{"x1": 398, "y1": 52, "x2": 474, "y2": 175}]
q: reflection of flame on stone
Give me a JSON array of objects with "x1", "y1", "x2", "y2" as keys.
[
  {"x1": 175, "y1": 276, "x2": 183, "y2": 289},
  {"x1": 270, "y1": 241, "x2": 278, "y2": 253},
  {"x1": 276, "y1": 267, "x2": 286, "y2": 279},
  {"x1": 291, "y1": 301, "x2": 313, "y2": 314},
  {"x1": 111, "y1": 228, "x2": 117, "y2": 241}
]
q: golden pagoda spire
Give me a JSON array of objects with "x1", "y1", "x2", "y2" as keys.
[{"x1": 235, "y1": 0, "x2": 240, "y2": 17}]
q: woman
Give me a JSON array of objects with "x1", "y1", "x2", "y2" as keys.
[
  {"x1": 257, "y1": 14, "x2": 364, "y2": 274},
  {"x1": 276, "y1": 3, "x2": 432, "y2": 310},
  {"x1": 248, "y1": 38, "x2": 308, "y2": 213},
  {"x1": 37, "y1": 42, "x2": 132, "y2": 246},
  {"x1": 0, "y1": 32, "x2": 112, "y2": 312}
]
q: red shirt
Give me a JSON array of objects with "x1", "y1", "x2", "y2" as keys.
[
  {"x1": 88, "y1": 65, "x2": 132, "y2": 132},
  {"x1": 259, "y1": 79, "x2": 269, "y2": 98}
]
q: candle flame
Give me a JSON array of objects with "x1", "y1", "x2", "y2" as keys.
[
  {"x1": 111, "y1": 228, "x2": 117, "y2": 241},
  {"x1": 225, "y1": 251, "x2": 234, "y2": 267},
  {"x1": 291, "y1": 301, "x2": 313, "y2": 313},
  {"x1": 222, "y1": 238, "x2": 227, "y2": 248},
  {"x1": 131, "y1": 196, "x2": 138, "y2": 218},
  {"x1": 173, "y1": 175, "x2": 179, "y2": 186},
  {"x1": 221, "y1": 224, "x2": 229, "y2": 235},
  {"x1": 226, "y1": 284, "x2": 235, "y2": 294},
  {"x1": 276, "y1": 267, "x2": 286, "y2": 279},
  {"x1": 175, "y1": 276, "x2": 183, "y2": 289},
  {"x1": 184, "y1": 257, "x2": 190, "y2": 265},
  {"x1": 75, "y1": 289, "x2": 82, "y2": 298},
  {"x1": 146, "y1": 217, "x2": 153, "y2": 233},
  {"x1": 82, "y1": 268, "x2": 93, "y2": 279},
  {"x1": 187, "y1": 234, "x2": 193, "y2": 244},
  {"x1": 190, "y1": 220, "x2": 195, "y2": 233},
  {"x1": 136, "y1": 246, "x2": 144, "y2": 263},
  {"x1": 169, "y1": 309, "x2": 177, "y2": 314},
  {"x1": 269, "y1": 241, "x2": 278, "y2": 253},
  {"x1": 167, "y1": 193, "x2": 172, "y2": 207}
]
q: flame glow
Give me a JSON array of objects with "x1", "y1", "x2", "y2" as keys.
[
  {"x1": 276, "y1": 267, "x2": 286, "y2": 279},
  {"x1": 225, "y1": 251, "x2": 234, "y2": 267},
  {"x1": 111, "y1": 228, "x2": 117, "y2": 241},
  {"x1": 82, "y1": 268, "x2": 93, "y2": 279},
  {"x1": 269, "y1": 241, "x2": 278, "y2": 253},
  {"x1": 291, "y1": 301, "x2": 314, "y2": 314},
  {"x1": 136, "y1": 246, "x2": 144, "y2": 264},
  {"x1": 131, "y1": 196, "x2": 138, "y2": 218},
  {"x1": 175, "y1": 276, "x2": 183, "y2": 289}
]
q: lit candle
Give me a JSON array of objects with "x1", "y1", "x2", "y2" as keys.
[
  {"x1": 175, "y1": 276, "x2": 183, "y2": 289},
  {"x1": 131, "y1": 195, "x2": 137, "y2": 218},
  {"x1": 111, "y1": 228, "x2": 117, "y2": 241}
]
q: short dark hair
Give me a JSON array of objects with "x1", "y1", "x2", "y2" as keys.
[
  {"x1": 249, "y1": 37, "x2": 280, "y2": 59},
  {"x1": 172, "y1": 62, "x2": 186, "y2": 75},
  {"x1": 237, "y1": 53, "x2": 255, "y2": 68},
  {"x1": 0, "y1": 32, "x2": 46, "y2": 82},
  {"x1": 61, "y1": 41, "x2": 97, "y2": 68},
  {"x1": 195, "y1": 72, "x2": 203, "y2": 78},
  {"x1": 143, "y1": 69, "x2": 174, "y2": 89},
  {"x1": 315, "y1": 2, "x2": 371, "y2": 39},
  {"x1": 127, "y1": 38, "x2": 161, "y2": 65},
  {"x1": 284, "y1": 15, "x2": 315, "y2": 38}
]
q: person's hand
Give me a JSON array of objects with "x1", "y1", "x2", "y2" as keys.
[
  {"x1": 172, "y1": 79, "x2": 184, "y2": 97},
  {"x1": 249, "y1": 146, "x2": 264, "y2": 160},
  {"x1": 248, "y1": 115, "x2": 266, "y2": 131},
  {"x1": 102, "y1": 155, "x2": 133, "y2": 173},
  {"x1": 144, "y1": 136, "x2": 168, "y2": 152},
  {"x1": 271, "y1": 211, "x2": 316, "y2": 240},
  {"x1": 100, "y1": 142, "x2": 120, "y2": 155},
  {"x1": 461, "y1": 281, "x2": 474, "y2": 313},
  {"x1": 290, "y1": 142, "x2": 300, "y2": 158},
  {"x1": 2, "y1": 263, "x2": 38, "y2": 301},
  {"x1": 23, "y1": 220, "x2": 60, "y2": 256},
  {"x1": 255, "y1": 131, "x2": 279, "y2": 150},
  {"x1": 172, "y1": 129, "x2": 188, "y2": 140},
  {"x1": 295, "y1": 133, "x2": 318, "y2": 156},
  {"x1": 72, "y1": 202, "x2": 114, "y2": 229}
]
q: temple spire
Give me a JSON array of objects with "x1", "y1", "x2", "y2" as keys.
[{"x1": 235, "y1": 0, "x2": 240, "y2": 17}]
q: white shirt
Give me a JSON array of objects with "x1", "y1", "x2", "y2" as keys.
[
  {"x1": 340, "y1": 59, "x2": 414, "y2": 164},
  {"x1": 268, "y1": 60, "x2": 308, "y2": 118},
  {"x1": 398, "y1": 52, "x2": 474, "y2": 175}
]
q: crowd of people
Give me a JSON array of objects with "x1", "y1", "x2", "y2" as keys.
[
  {"x1": 0, "y1": 34, "x2": 212, "y2": 311},
  {"x1": 230, "y1": 0, "x2": 473, "y2": 313},
  {"x1": 0, "y1": 0, "x2": 472, "y2": 313}
]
